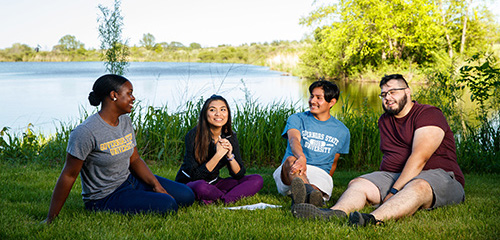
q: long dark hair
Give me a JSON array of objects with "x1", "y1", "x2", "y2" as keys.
[
  {"x1": 194, "y1": 95, "x2": 233, "y2": 164},
  {"x1": 88, "y1": 74, "x2": 129, "y2": 106}
]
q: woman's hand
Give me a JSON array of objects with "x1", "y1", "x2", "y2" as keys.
[
  {"x1": 218, "y1": 136, "x2": 233, "y2": 157},
  {"x1": 215, "y1": 138, "x2": 230, "y2": 157},
  {"x1": 153, "y1": 184, "x2": 172, "y2": 197}
]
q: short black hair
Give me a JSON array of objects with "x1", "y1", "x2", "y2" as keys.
[
  {"x1": 379, "y1": 74, "x2": 409, "y2": 88},
  {"x1": 309, "y1": 80, "x2": 340, "y2": 102}
]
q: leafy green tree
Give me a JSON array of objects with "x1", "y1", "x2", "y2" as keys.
[
  {"x1": 97, "y1": 0, "x2": 129, "y2": 75},
  {"x1": 53, "y1": 35, "x2": 85, "y2": 52},
  {"x1": 459, "y1": 53, "x2": 500, "y2": 115},
  {"x1": 2, "y1": 43, "x2": 35, "y2": 61},
  {"x1": 189, "y1": 42, "x2": 202, "y2": 49},
  {"x1": 167, "y1": 41, "x2": 185, "y2": 50},
  {"x1": 140, "y1": 33, "x2": 156, "y2": 50},
  {"x1": 300, "y1": 0, "x2": 499, "y2": 78}
]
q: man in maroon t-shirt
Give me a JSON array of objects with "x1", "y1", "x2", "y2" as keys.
[{"x1": 292, "y1": 74, "x2": 465, "y2": 226}]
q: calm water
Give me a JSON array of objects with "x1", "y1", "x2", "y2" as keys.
[
  {"x1": 0, "y1": 62, "x2": 389, "y2": 135},
  {"x1": 0, "y1": 62, "x2": 305, "y2": 134}
]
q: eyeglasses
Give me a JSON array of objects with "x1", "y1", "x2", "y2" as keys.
[{"x1": 379, "y1": 88, "x2": 407, "y2": 99}]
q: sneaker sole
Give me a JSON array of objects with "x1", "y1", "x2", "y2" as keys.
[
  {"x1": 291, "y1": 178, "x2": 307, "y2": 204},
  {"x1": 308, "y1": 190, "x2": 324, "y2": 207},
  {"x1": 292, "y1": 203, "x2": 346, "y2": 220}
]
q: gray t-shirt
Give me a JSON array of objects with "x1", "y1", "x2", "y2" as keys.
[{"x1": 67, "y1": 113, "x2": 136, "y2": 201}]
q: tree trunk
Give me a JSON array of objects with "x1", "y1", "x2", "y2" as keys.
[
  {"x1": 439, "y1": 0, "x2": 453, "y2": 58},
  {"x1": 460, "y1": 0, "x2": 471, "y2": 54}
]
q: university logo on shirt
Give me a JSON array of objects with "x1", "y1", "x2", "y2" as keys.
[
  {"x1": 302, "y1": 130, "x2": 340, "y2": 154},
  {"x1": 99, "y1": 133, "x2": 134, "y2": 156}
]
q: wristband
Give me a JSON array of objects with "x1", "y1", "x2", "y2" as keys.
[
  {"x1": 389, "y1": 187, "x2": 399, "y2": 195},
  {"x1": 227, "y1": 154, "x2": 235, "y2": 161}
]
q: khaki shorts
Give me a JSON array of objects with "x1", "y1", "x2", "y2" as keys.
[
  {"x1": 273, "y1": 163, "x2": 333, "y2": 200},
  {"x1": 360, "y1": 169, "x2": 465, "y2": 209}
]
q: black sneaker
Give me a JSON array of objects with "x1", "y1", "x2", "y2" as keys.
[
  {"x1": 292, "y1": 203, "x2": 347, "y2": 220},
  {"x1": 307, "y1": 189, "x2": 325, "y2": 207},
  {"x1": 290, "y1": 177, "x2": 307, "y2": 205},
  {"x1": 348, "y1": 211, "x2": 384, "y2": 227}
]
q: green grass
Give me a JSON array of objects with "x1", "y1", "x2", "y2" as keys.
[{"x1": 1, "y1": 162, "x2": 498, "y2": 239}]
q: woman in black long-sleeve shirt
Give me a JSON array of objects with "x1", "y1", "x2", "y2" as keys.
[{"x1": 175, "y1": 95, "x2": 263, "y2": 204}]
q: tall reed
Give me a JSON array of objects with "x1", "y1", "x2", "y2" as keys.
[
  {"x1": 1, "y1": 97, "x2": 498, "y2": 174},
  {"x1": 131, "y1": 100, "x2": 201, "y2": 165},
  {"x1": 0, "y1": 122, "x2": 73, "y2": 166},
  {"x1": 233, "y1": 100, "x2": 297, "y2": 166},
  {"x1": 130, "y1": 98, "x2": 296, "y2": 167},
  {"x1": 337, "y1": 96, "x2": 382, "y2": 170}
]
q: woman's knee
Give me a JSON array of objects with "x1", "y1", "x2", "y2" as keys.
[
  {"x1": 246, "y1": 174, "x2": 264, "y2": 189},
  {"x1": 188, "y1": 180, "x2": 214, "y2": 196},
  {"x1": 175, "y1": 184, "x2": 195, "y2": 207}
]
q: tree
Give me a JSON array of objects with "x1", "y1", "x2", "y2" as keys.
[
  {"x1": 2, "y1": 43, "x2": 34, "y2": 61},
  {"x1": 167, "y1": 41, "x2": 185, "y2": 50},
  {"x1": 97, "y1": 0, "x2": 129, "y2": 75},
  {"x1": 299, "y1": 0, "x2": 499, "y2": 78},
  {"x1": 53, "y1": 35, "x2": 84, "y2": 52},
  {"x1": 189, "y1": 42, "x2": 202, "y2": 49},
  {"x1": 459, "y1": 53, "x2": 500, "y2": 115},
  {"x1": 140, "y1": 33, "x2": 156, "y2": 50}
]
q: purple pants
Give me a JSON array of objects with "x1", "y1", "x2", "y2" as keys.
[{"x1": 186, "y1": 174, "x2": 263, "y2": 204}]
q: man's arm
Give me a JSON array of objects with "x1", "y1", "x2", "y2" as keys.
[
  {"x1": 329, "y1": 153, "x2": 340, "y2": 176},
  {"x1": 384, "y1": 126, "x2": 445, "y2": 202},
  {"x1": 287, "y1": 128, "x2": 307, "y2": 175}
]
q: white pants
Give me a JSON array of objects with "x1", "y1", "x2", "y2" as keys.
[{"x1": 273, "y1": 163, "x2": 333, "y2": 200}]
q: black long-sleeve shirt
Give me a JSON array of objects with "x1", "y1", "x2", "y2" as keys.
[{"x1": 175, "y1": 127, "x2": 246, "y2": 184}]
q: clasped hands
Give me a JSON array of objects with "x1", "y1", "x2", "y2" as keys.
[{"x1": 216, "y1": 136, "x2": 233, "y2": 158}]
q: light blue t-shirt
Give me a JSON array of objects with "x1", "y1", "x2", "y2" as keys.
[{"x1": 281, "y1": 111, "x2": 350, "y2": 173}]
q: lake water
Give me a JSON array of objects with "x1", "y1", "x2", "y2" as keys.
[
  {"x1": 1, "y1": 62, "x2": 310, "y2": 135},
  {"x1": 0, "y1": 62, "x2": 402, "y2": 135}
]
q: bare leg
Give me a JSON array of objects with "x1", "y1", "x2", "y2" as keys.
[
  {"x1": 371, "y1": 179, "x2": 433, "y2": 221},
  {"x1": 331, "y1": 177, "x2": 380, "y2": 213}
]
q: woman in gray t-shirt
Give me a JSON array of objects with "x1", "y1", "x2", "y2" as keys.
[{"x1": 44, "y1": 74, "x2": 194, "y2": 224}]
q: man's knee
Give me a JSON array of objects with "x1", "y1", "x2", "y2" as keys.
[
  {"x1": 282, "y1": 156, "x2": 296, "y2": 169},
  {"x1": 280, "y1": 156, "x2": 297, "y2": 185},
  {"x1": 347, "y1": 177, "x2": 381, "y2": 204},
  {"x1": 405, "y1": 179, "x2": 432, "y2": 196},
  {"x1": 347, "y1": 177, "x2": 371, "y2": 188}
]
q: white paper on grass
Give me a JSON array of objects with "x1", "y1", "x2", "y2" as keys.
[{"x1": 223, "y1": 202, "x2": 282, "y2": 210}]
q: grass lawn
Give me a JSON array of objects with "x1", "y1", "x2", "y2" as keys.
[{"x1": 1, "y1": 163, "x2": 498, "y2": 239}]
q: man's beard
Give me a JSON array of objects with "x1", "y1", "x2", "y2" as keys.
[{"x1": 382, "y1": 95, "x2": 407, "y2": 116}]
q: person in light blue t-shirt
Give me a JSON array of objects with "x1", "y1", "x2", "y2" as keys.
[{"x1": 273, "y1": 80, "x2": 350, "y2": 207}]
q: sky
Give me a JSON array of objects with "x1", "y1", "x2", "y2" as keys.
[
  {"x1": 2, "y1": 0, "x2": 499, "y2": 51},
  {"x1": 1, "y1": 0, "x2": 323, "y2": 51}
]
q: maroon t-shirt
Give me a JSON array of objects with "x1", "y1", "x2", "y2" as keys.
[{"x1": 378, "y1": 101, "x2": 465, "y2": 187}]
